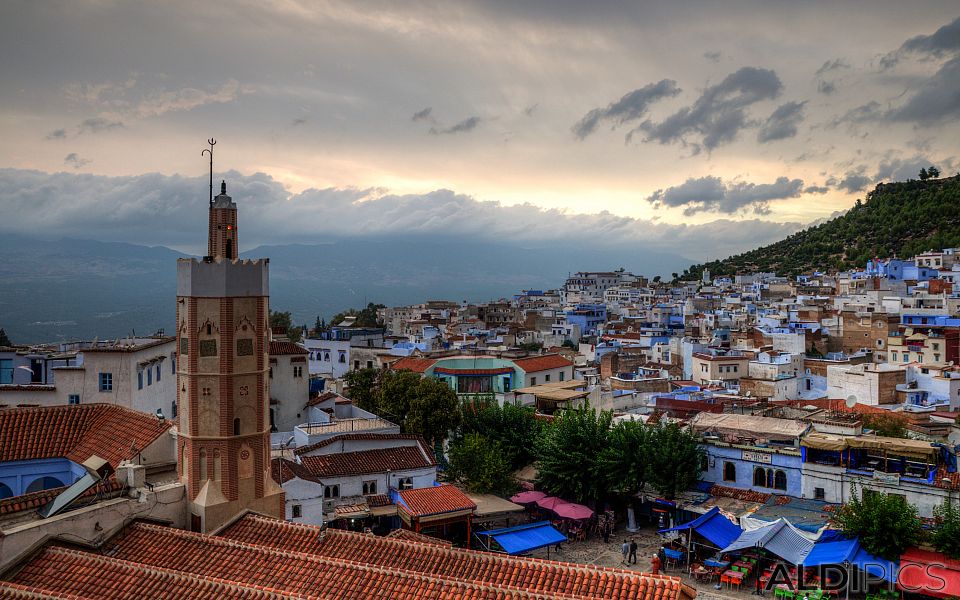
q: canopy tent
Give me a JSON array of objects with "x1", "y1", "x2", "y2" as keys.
[
  {"x1": 802, "y1": 432, "x2": 938, "y2": 460},
  {"x1": 536, "y1": 496, "x2": 568, "y2": 511},
  {"x1": 659, "y1": 506, "x2": 743, "y2": 549},
  {"x1": 898, "y1": 548, "x2": 960, "y2": 597},
  {"x1": 553, "y1": 503, "x2": 593, "y2": 520},
  {"x1": 476, "y1": 521, "x2": 567, "y2": 555},
  {"x1": 510, "y1": 490, "x2": 546, "y2": 505},
  {"x1": 721, "y1": 518, "x2": 814, "y2": 565},
  {"x1": 852, "y1": 548, "x2": 898, "y2": 584},
  {"x1": 803, "y1": 537, "x2": 897, "y2": 583}
]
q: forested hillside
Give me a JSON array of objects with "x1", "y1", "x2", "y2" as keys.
[{"x1": 682, "y1": 175, "x2": 960, "y2": 279}]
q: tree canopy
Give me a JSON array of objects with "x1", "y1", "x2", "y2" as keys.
[
  {"x1": 535, "y1": 406, "x2": 612, "y2": 506},
  {"x1": 833, "y1": 487, "x2": 923, "y2": 560},
  {"x1": 0, "y1": 328, "x2": 11, "y2": 347},
  {"x1": 329, "y1": 302, "x2": 386, "y2": 328},
  {"x1": 646, "y1": 422, "x2": 704, "y2": 500},
  {"x1": 447, "y1": 433, "x2": 515, "y2": 495},
  {"x1": 455, "y1": 401, "x2": 541, "y2": 470},
  {"x1": 861, "y1": 412, "x2": 909, "y2": 438},
  {"x1": 269, "y1": 310, "x2": 301, "y2": 342},
  {"x1": 933, "y1": 499, "x2": 960, "y2": 559}
]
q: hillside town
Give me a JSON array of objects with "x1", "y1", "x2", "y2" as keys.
[{"x1": 1, "y1": 178, "x2": 960, "y2": 599}]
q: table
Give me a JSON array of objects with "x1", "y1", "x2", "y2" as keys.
[
  {"x1": 722, "y1": 570, "x2": 746, "y2": 589},
  {"x1": 705, "y1": 559, "x2": 730, "y2": 569}
]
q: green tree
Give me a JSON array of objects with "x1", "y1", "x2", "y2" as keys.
[
  {"x1": 861, "y1": 412, "x2": 908, "y2": 438},
  {"x1": 330, "y1": 302, "x2": 386, "y2": 328},
  {"x1": 518, "y1": 342, "x2": 543, "y2": 353},
  {"x1": 933, "y1": 499, "x2": 960, "y2": 558},
  {"x1": 269, "y1": 310, "x2": 301, "y2": 342},
  {"x1": 598, "y1": 419, "x2": 650, "y2": 496},
  {"x1": 405, "y1": 376, "x2": 462, "y2": 447},
  {"x1": 561, "y1": 339, "x2": 576, "y2": 349},
  {"x1": 457, "y1": 401, "x2": 541, "y2": 470},
  {"x1": 646, "y1": 422, "x2": 704, "y2": 500},
  {"x1": 833, "y1": 487, "x2": 923, "y2": 560},
  {"x1": 343, "y1": 367, "x2": 381, "y2": 412},
  {"x1": 0, "y1": 328, "x2": 11, "y2": 347},
  {"x1": 448, "y1": 433, "x2": 515, "y2": 495},
  {"x1": 377, "y1": 369, "x2": 422, "y2": 423},
  {"x1": 919, "y1": 168, "x2": 930, "y2": 181},
  {"x1": 929, "y1": 166, "x2": 941, "y2": 179},
  {"x1": 535, "y1": 405, "x2": 612, "y2": 505},
  {"x1": 314, "y1": 315, "x2": 322, "y2": 334}
]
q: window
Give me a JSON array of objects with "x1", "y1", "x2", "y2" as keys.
[
  {"x1": 362, "y1": 480, "x2": 378, "y2": 495},
  {"x1": 156, "y1": 364, "x2": 161, "y2": 382},
  {"x1": 530, "y1": 376, "x2": 537, "y2": 386},
  {"x1": 892, "y1": 352, "x2": 898, "y2": 362},
  {"x1": 172, "y1": 354, "x2": 176, "y2": 374},
  {"x1": 545, "y1": 374, "x2": 551, "y2": 382},
  {"x1": 68, "y1": 394, "x2": 80, "y2": 405},
  {"x1": 138, "y1": 371, "x2": 144, "y2": 390},
  {"x1": 559, "y1": 371, "x2": 565, "y2": 382},
  {"x1": 338, "y1": 352, "x2": 346, "y2": 364},
  {"x1": 398, "y1": 477, "x2": 413, "y2": 490},
  {"x1": 774, "y1": 470, "x2": 787, "y2": 491},
  {"x1": 366, "y1": 361, "x2": 373, "y2": 369},
  {"x1": 99, "y1": 372, "x2": 113, "y2": 392},
  {"x1": 147, "y1": 368, "x2": 152, "y2": 386},
  {"x1": 324, "y1": 484, "x2": 340, "y2": 499},
  {"x1": 171, "y1": 401, "x2": 177, "y2": 418},
  {"x1": 503, "y1": 377, "x2": 511, "y2": 392},
  {"x1": 753, "y1": 467, "x2": 767, "y2": 487},
  {"x1": 0, "y1": 359, "x2": 13, "y2": 384},
  {"x1": 935, "y1": 354, "x2": 941, "y2": 362},
  {"x1": 324, "y1": 352, "x2": 330, "y2": 362},
  {"x1": 292, "y1": 504, "x2": 302, "y2": 518},
  {"x1": 814, "y1": 487, "x2": 825, "y2": 500},
  {"x1": 354, "y1": 360, "x2": 360, "y2": 370},
  {"x1": 233, "y1": 418, "x2": 240, "y2": 436},
  {"x1": 269, "y1": 367, "x2": 273, "y2": 379},
  {"x1": 723, "y1": 462, "x2": 736, "y2": 482},
  {"x1": 293, "y1": 366, "x2": 303, "y2": 378}
]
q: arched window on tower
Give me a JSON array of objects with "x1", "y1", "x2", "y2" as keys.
[
  {"x1": 199, "y1": 449, "x2": 207, "y2": 481},
  {"x1": 233, "y1": 418, "x2": 241, "y2": 436}
]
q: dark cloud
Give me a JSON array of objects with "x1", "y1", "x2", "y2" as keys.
[
  {"x1": 291, "y1": 116, "x2": 308, "y2": 127},
  {"x1": 817, "y1": 80, "x2": 837, "y2": 95},
  {"x1": 704, "y1": 51, "x2": 722, "y2": 63},
  {"x1": 0, "y1": 168, "x2": 805, "y2": 263},
  {"x1": 639, "y1": 67, "x2": 783, "y2": 150},
  {"x1": 834, "y1": 101, "x2": 882, "y2": 125},
  {"x1": 647, "y1": 175, "x2": 803, "y2": 216},
  {"x1": 815, "y1": 58, "x2": 849, "y2": 76},
  {"x1": 63, "y1": 153, "x2": 90, "y2": 169},
  {"x1": 78, "y1": 117, "x2": 124, "y2": 135},
  {"x1": 757, "y1": 101, "x2": 806, "y2": 143},
  {"x1": 46, "y1": 128, "x2": 67, "y2": 141},
  {"x1": 572, "y1": 79, "x2": 680, "y2": 140},
  {"x1": 430, "y1": 115, "x2": 482, "y2": 135},
  {"x1": 804, "y1": 185, "x2": 829, "y2": 194},
  {"x1": 412, "y1": 107, "x2": 433, "y2": 122},
  {"x1": 875, "y1": 155, "x2": 953, "y2": 181},
  {"x1": 882, "y1": 16, "x2": 960, "y2": 68},
  {"x1": 523, "y1": 103, "x2": 539, "y2": 117},
  {"x1": 836, "y1": 170, "x2": 872, "y2": 193},
  {"x1": 886, "y1": 57, "x2": 960, "y2": 124}
]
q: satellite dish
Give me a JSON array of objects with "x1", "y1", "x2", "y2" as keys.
[{"x1": 845, "y1": 395, "x2": 857, "y2": 409}]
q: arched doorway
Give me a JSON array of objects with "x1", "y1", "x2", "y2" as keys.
[{"x1": 25, "y1": 476, "x2": 65, "y2": 494}]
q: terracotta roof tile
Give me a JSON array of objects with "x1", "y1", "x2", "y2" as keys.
[
  {"x1": 294, "y1": 433, "x2": 426, "y2": 457},
  {"x1": 512, "y1": 354, "x2": 574, "y2": 373},
  {"x1": 385, "y1": 529, "x2": 453, "y2": 548},
  {"x1": 300, "y1": 446, "x2": 434, "y2": 478},
  {"x1": 0, "y1": 404, "x2": 171, "y2": 468},
  {"x1": 397, "y1": 484, "x2": 476, "y2": 517},
  {"x1": 389, "y1": 357, "x2": 437, "y2": 373},
  {"x1": 269, "y1": 341, "x2": 309, "y2": 355},
  {"x1": 271, "y1": 457, "x2": 321, "y2": 485}
]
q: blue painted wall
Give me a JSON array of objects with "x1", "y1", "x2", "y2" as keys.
[
  {"x1": 701, "y1": 444, "x2": 803, "y2": 498},
  {"x1": 0, "y1": 457, "x2": 86, "y2": 498}
]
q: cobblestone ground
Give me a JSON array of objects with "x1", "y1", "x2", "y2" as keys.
[{"x1": 522, "y1": 523, "x2": 753, "y2": 600}]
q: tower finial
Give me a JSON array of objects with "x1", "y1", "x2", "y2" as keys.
[
  {"x1": 201, "y1": 138, "x2": 217, "y2": 209},
  {"x1": 221, "y1": 180, "x2": 227, "y2": 195}
]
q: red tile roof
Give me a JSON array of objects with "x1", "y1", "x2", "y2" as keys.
[
  {"x1": 512, "y1": 354, "x2": 574, "y2": 373},
  {"x1": 300, "y1": 445, "x2": 434, "y2": 478},
  {"x1": 385, "y1": 528, "x2": 453, "y2": 547},
  {"x1": 294, "y1": 433, "x2": 426, "y2": 457},
  {"x1": 269, "y1": 340, "x2": 308, "y2": 355},
  {"x1": 0, "y1": 404, "x2": 171, "y2": 467},
  {"x1": 217, "y1": 514, "x2": 694, "y2": 600},
  {"x1": 389, "y1": 357, "x2": 437, "y2": 373},
  {"x1": 0, "y1": 477, "x2": 124, "y2": 516},
  {"x1": 397, "y1": 484, "x2": 476, "y2": 517},
  {"x1": 270, "y1": 457, "x2": 321, "y2": 485}
]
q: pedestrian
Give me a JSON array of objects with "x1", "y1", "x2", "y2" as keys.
[
  {"x1": 651, "y1": 553, "x2": 662, "y2": 575},
  {"x1": 621, "y1": 540, "x2": 630, "y2": 564},
  {"x1": 629, "y1": 539, "x2": 638, "y2": 564},
  {"x1": 602, "y1": 522, "x2": 610, "y2": 544}
]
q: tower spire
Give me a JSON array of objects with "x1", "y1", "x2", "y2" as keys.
[{"x1": 202, "y1": 138, "x2": 216, "y2": 209}]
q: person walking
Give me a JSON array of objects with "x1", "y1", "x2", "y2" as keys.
[
  {"x1": 602, "y1": 522, "x2": 611, "y2": 544},
  {"x1": 629, "y1": 539, "x2": 638, "y2": 565},
  {"x1": 621, "y1": 540, "x2": 630, "y2": 564}
]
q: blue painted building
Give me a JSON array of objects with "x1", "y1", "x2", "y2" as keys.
[
  {"x1": 0, "y1": 458, "x2": 87, "y2": 499},
  {"x1": 564, "y1": 304, "x2": 607, "y2": 337}
]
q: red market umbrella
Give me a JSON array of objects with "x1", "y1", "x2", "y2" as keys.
[
  {"x1": 553, "y1": 503, "x2": 594, "y2": 520},
  {"x1": 510, "y1": 490, "x2": 547, "y2": 505},
  {"x1": 535, "y1": 496, "x2": 569, "y2": 511}
]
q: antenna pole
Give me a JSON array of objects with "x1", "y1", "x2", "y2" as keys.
[{"x1": 202, "y1": 138, "x2": 216, "y2": 208}]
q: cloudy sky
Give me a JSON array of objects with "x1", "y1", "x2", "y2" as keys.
[{"x1": 1, "y1": 0, "x2": 959, "y2": 259}]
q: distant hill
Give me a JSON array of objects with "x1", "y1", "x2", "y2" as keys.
[
  {"x1": 682, "y1": 175, "x2": 960, "y2": 280},
  {"x1": 0, "y1": 234, "x2": 690, "y2": 344}
]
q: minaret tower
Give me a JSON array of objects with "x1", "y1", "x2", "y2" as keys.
[{"x1": 175, "y1": 139, "x2": 283, "y2": 533}]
